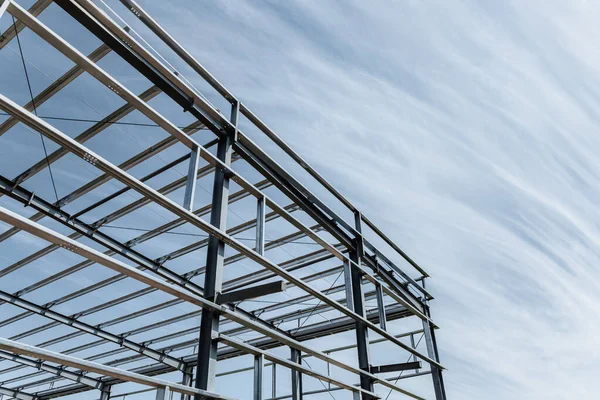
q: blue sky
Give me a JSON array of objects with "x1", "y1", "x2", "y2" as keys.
[
  {"x1": 1, "y1": 0, "x2": 599, "y2": 399},
  {"x1": 145, "y1": 1, "x2": 599, "y2": 398}
]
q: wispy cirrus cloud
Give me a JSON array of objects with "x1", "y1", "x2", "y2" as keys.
[{"x1": 143, "y1": 1, "x2": 600, "y2": 398}]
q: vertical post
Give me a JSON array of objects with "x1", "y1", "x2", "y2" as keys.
[
  {"x1": 375, "y1": 282, "x2": 387, "y2": 331},
  {"x1": 254, "y1": 354, "x2": 264, "y2": 400},
  {"x1": 195, "y1": 101, "x2": 237, "y2": 396},
  {"x1": 421, "y1": 279, "x2": 447, "y2": 400},
  {"x1": 290, "y1": 348, "x2": 302, "y2": 400},
  {"x1": 181, "y1": 366, "x2": 193, "y2": 400},
  {"x1": 271, "y1": 363, "x2": 277, "y2": 399},
  {"x1": 256, "y1": 195, "x2": 265, "y2": 255},
  {"x1": 410, "y1": 333, "x2": 418, "y2": 375},
  {"x1": 156, "y1": 386, "x2": 171, "y2": 400},
  {"x1": 351, "y1": 211, "x2": 373, "y2": 398},
  {"x1": 183, "y1": 146, "x2": 200, "y2": 211},
  {"x1": 99, "y1": 385, "x2": 111, "y2": 400},
  {"x1": 343, "y1": 259, "x2": 354, "y2": 312},
  {"x1": 326, "y1": 353, "x2": 331, "y2": 390}
]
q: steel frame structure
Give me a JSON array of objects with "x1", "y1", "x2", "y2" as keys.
[{"x1": 0, "y1": 0, "x2": 446, "y2": 399}]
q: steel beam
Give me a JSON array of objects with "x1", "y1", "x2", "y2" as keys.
[
  {"x1": 0, "y1": 118, "x2": 206, "y2": 243},
  {"x1": 424, "y1": 315, "x2": 446, "y2": 400},
  {"x1": 118, "y1": 0, "x2": 430, "y2": 279},
  {"x1": 0, "y1": 44, "x2": 113, "y2": 139},
  {"x1": 216, "y1": 281, "x2": 286, "y2": 305},
  {"x1": 0, "y1": 205, "x2": 425, "y2": 399},
  {"x1": 369, "y1": 361, "x2": 422, "y2": 374},
  {"x1": 0, "y1": 0, "x2": 51, "y2": 49},
  {"x1": 0, "y1": 338, "x2": 233, "y2": 400},
  {"x1": 0, "y1": 290, "x2": 186, "y2": 370},
  {"x1": 0, "y1": 91, "x2": 441, "y2": 371},
  {"x1": 0, "y1": 0, "x2": 9, "y2": 22},
  {"x1": 3, "y1": 3, "x2": 435, "y2": 345},
  {"x1": 68, "y1": 10, "x2": 429, "y2": 321},
  {"x1": 0, "y1": 350, "x2": 105, "y2": 389},
  {"x1": 0, "y1": 385, "x2": 37, "y2": 400},
  {"x1": 220, "y1": 336, "x2": 377, "y2": 400},
  {"x1": 33, "y1": 304, "x2": 413, "y2": 400}
]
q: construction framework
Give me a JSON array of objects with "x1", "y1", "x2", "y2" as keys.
[{"x1": 0, "y1": 1, "x2": 446, "y2": 399}]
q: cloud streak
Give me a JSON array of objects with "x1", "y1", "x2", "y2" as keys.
[{"x1": 145, "y1": 1, "x2": 600, "y2": 398}]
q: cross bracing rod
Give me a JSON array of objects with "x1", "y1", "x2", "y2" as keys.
[
  {"x1": 0, "y1": 206, "x2": 427, "y2": 399},
  {"x1": 8, "y1": 0, "x2": 351, "y2": 288},
  {"x1": 0, "y1": 140, "x2": 222, "y2": 278},
  {"x1": 0, "y1": 191, "x2": 313, "y2": 379},
  {"x1": 9, "y1": 84, "x2": 160, "y2": 185},
  {"x1": 0, "y1": 350, "x2": 105, "y2": 389},
  {"x1": 0, "y1": 338, "x2": 235, "y2": 400},
  {"x1": 6, "y1": 285, "x2": 397, "y2": 391},
  {"x1": 33, "y1": 332, "x2": 430, "y2": 400},
  {"x1": 216, "y1": 329, "x2": 424, "y2": 378},
  {"x1": 0, "y1": 44, "x2": 113, "y2": 138},
  {"x1": 0, "y1": 202, "x2": 314, "y2": 352},
  {"x1": 0, "y1": 241, "x2": 341, "y2": 383},
  {"x1": 0, "y1": 91, "x2": 441, "y2": 371},
  {"x1": 39, "y1": 2, "x2": 432, "y2": 322},
  {"x1": 0, "y1": 0, "x2": 51, "y2": 50},
  {"x1": 0, "y1": 290, "x2": 187, "y2": 371},
  {"x1": 264, "y1": 371, "x2": 434, "y2": 400},
  {"x1": 8, "y1": 0, "x2": 353, "y2": 276},
  {"x1": 32, "y1": 303, "x2": 412, "y2": 400},
  {"x1": 0, "y1": 116, "x2": 207, "y2": 243},
  {"x1": 0, "y1": 178, "x2": 304, "y2": 337},
  {"x1": 114, "y1": 0, "x2": 434, "y2": 307},
  {"x1": 219, "y1": 334, "x2": 378, "y2": 399},
  {"x1": 5, "y1": 0, "x2": 431, "y2": 313},
  {"x1": 113, "y1": 0, "x2": 361, "y2": 246},
  {"x1": 0, "y1": 4, "x2": 442, "y2": 398},
  {"x1": 0, "y1": 232, "x2": 339, "y2": 386},
  {"x1": 2, "y1": 3, "x2": 412, "y2": 318},
  {"x1": 118, "y1": 0, "x2": 430, "y2": 279},
  {"x1": 100, "y1": 0, "x2": 435, "y2": 300}
]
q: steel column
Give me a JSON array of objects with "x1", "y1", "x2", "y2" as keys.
[
  {"x1": 271, "y1": 363, "x2": 277, "y2": 399},
  {"x1": 181, "y1": 366, "x2": 193, "y2": 400},
  {"x1": 156, "y1": 386, "x2": 171, "y2": 400},
  {"x1": 422, "y1": 279, "x2": 446, "y2": 400},
  {"x1": 254, "y1": 354, "x2": 264, "y2": 400},
  {"x1": 351, "y1": 212, "x2": 373, "y2": 397},
  {"x1": 256, "y1": 195, "x2": 266, "y2": 255},
  {"x1": 195, "y1": 101, "x2": 236, "y2": 394},
  {"x1": 411, "y1": 333, "x2": 418, "y2": 374},
  {"x1": 183, "y1": 145, "x2": 200, "y2": 210},
  {"x1": 375, "y1": 282, "x2": 387, "y2": 331},
  {"x1": 290, "y1": 348, "x2": 302, "y2": 400},
  {"x1": 100, "y1": 386, "x2": 111, "y2": 400}
]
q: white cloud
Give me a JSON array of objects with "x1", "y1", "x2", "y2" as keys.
[{"x1": 145, "y1": 1, "x2": 600, "y2": 398}]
